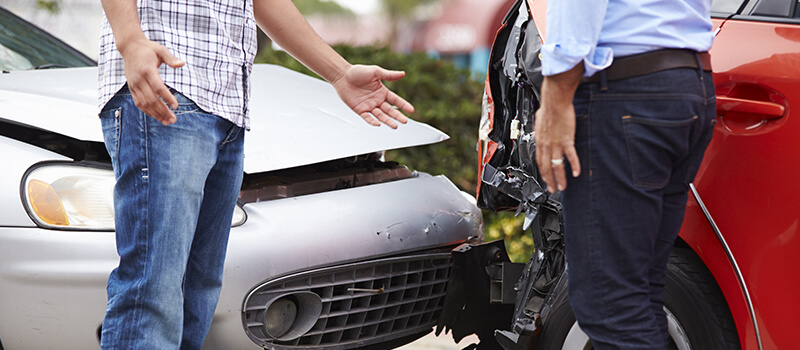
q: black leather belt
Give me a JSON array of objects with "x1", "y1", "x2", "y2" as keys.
[{"x1": 581, "y1": 49, "x2": 712, "y2": 84}]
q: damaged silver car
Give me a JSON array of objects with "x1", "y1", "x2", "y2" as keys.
[{"x1": 0, "y1": 7, "x2": 482, "y2": 350}]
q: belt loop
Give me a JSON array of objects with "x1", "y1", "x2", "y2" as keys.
[
  {"x1": 694, "y1": 51, "x2": 707, "y2": 99},
  {"x1": 599, "y1": 70, "x2": 608, "y2": 92},
  {"x1": 693, "y1": 51, "x2": 704, "y2": 78}
]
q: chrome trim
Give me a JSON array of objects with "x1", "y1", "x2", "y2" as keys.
[{"x1": 690, "y1": 183, "x2": 761, "y2": 350}]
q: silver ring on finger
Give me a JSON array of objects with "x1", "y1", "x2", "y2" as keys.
[{"x1": 551, "y1": 158, "x2": 564, "y2": 167}]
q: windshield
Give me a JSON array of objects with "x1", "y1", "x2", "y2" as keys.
[{"x1": 0, "y1": 7, "x2": 95, "y2": 71}]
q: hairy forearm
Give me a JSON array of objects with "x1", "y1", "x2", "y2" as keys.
[
  {"x1": 534, "y1": 62, "x2": 585, "y2": 191},
  {"x1": 540, "y1": 63, "x2": 584, "y2": 110},
  {"x1": 100, "y1": 0, "x2": 146, "y2": 53},
  {"x1": 253, "y1": 0, "x2": 350, "y2": 84}
]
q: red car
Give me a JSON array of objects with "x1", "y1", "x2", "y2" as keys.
[
  {"x1": 439, "y1": 0, "x2": 800, "y2": 349},
  {"x1": 683, "y1": 0, "x2": 800, "y2": 348}
]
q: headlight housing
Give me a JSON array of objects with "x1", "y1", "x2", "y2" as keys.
[{"x1": 22, "y1": 162, "x2": 246, "y2": 230}]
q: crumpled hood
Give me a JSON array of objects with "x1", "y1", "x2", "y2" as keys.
[{"x1": 0, "y1": 65, "x2": 448, "y2": 173}]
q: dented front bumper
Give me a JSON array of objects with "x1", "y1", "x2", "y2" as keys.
[{"x1": 437, "y1": 199, "x2": 567, "y2": 350}]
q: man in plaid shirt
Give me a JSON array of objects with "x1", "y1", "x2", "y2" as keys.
[{"x1": 97, "y1": 0, "x2": 414, "y2": 348}]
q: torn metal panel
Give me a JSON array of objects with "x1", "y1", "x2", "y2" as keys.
[
  {"x1": 495, "y1": 198, "x2": 566, "y2": 350},
  {"x1": 436, "y1": 241, "x2": 516, "y2": 349},
  {"x1": 463, "y1": 0, "x2": 572, "y2": 349},
  {"x1": 476, "y1": 0, "x2": 546, "y2": 229},
  {"x1": 481, "y1": 163, "x2": 546, "y2": 229},
  {"x1": 501, "y1": 0, "x2": 529, "y2": 83},
  {"x1": 435, "y1": 198, "x2": 565, "y2": 350}
]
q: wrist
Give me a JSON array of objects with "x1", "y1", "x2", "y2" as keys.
[
  {"x1": 115, "y1": 34, "x2": 148, "y2": 56},
  {"x1": 541, "y1": 62, "x2": 584, "y2": 108},
  {"x1": 326, "y1": 62, "x2": 352, "y2": 86}
]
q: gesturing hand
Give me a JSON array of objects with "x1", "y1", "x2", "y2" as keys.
[
  {"x1": 120, "y1": 38, "x2": 185, "y2": 125},
  {"x1": 332, "y1": 65, "x2": 415, "y2": 129}
]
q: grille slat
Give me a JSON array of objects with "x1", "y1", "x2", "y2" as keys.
[
  {"x1": 304, "y1": 302, "x2": 447, "y2": 336},
  {"x1": 242, "y1": 253, "x2": 452, "y2": 349},
  {"x1": 318, "y1": 291, "x2": 447, "y2": 319}
]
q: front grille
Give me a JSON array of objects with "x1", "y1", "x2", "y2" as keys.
[{"x1": 243, "y1": 253, "x2": 452, "y2": 349}]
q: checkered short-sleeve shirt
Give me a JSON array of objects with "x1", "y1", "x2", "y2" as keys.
[{"x1": 98, "y1": 0, "x2": 258, "y2": 129}]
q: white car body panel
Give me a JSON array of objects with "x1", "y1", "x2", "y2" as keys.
[
  {"x1": 0, "y1": 65, "x2": 449, "y2": 174},
  {"x1": 245, "y1": 64, "x2": 449, "y2": 174}
]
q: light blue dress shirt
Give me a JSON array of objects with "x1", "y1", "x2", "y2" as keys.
[{"x1": 541, "y1": 0, "x2": 715, "y2": 77}]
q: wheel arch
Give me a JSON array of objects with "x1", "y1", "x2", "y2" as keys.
[{"x1": 676, "y1": 185, "x2": 761, "y2": 350}]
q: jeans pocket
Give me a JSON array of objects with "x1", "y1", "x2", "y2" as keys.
[
  {"x1": 622, "y1": 114, "x2": 698, "y2": 189},
  {"x1": 100, "y1": 106, "x2": 122, "y2": 165},
  {"x1": 170, "y1": 90, "x2": 200, "y2": 117},
  {"x1": 682, "y1": 117, "x2": 716, "y2": 185}
]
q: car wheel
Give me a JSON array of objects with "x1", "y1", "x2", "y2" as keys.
[{"x1": 534, "y1": 248, "x2": 740, "y2": 350}]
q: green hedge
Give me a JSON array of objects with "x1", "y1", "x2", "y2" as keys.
[{"x1": 256, "y1": 45, "x2": 533, "y2": 262}]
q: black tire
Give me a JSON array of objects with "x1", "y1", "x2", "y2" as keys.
[
  {"x1": 533, "y1": 248, "x2": 740, "y2": 349},
  {"x1": 534, "y1": 279, "x2": 580, "y2": 349},
  {"x1": 664, "y1": 248, "x2": 741, "y2": 349}
]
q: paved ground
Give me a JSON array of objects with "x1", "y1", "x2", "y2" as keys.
[{"x1": 396, "y1": 332, "x2": 479, "y2": 350}]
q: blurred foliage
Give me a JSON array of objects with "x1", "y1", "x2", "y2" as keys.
[
  {"x1": 292, "y1": 0, "x2": 355, "y2": 17},
  {"x1": 36, "y1": 0, "x2": 61, "y2": 14},
  {"x1": 485, "y1": 212, "x2": 531, "y2": 262},
  {"x1": 255, "y1": 44, "x2": 533, "y2": 262}
]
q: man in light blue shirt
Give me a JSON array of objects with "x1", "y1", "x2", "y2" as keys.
[{"x1": 533, "y1": 0, "x2": 715, "y2": 348}]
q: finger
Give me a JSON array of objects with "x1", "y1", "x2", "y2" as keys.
[
  {"x1": 142, "y1": 71, "x2": 178, "y2": 124},
  {"x1": 155, "y1": 83, "x2": 179, "y2": 110},
  {"x1": 534, "y1": 117, "x2": 544, "y2": 167},
  {"x1": 565, "y1": 146, "x2": 581, "y2": 178},
  {"x1": 144, "y1": 84, "x2": 176, "y2": 125},
  {"x1": 132, "y1": 82, "x2": 175, "y2": 125},
  {"x1": 372, "y1": 107, "x2": 398, "y2": 129},
  {"x1": 153, "y1": 100, "x2": 177, "y2": 125},
  {"x1": 146, "y1": 97, "x2": 176, "y2": 126},
  {"x1": 535, "y1": 139, "x2": 546, "y2": 175},
  {"x1": 157, "y1": 47, "x2": 185, "y2": 69},
  {"x1": 382, "y1": 101, "x2": 409, "y2": 124},
  {"x1": 551, "y1": 156, "x2": 568, "y2": 192},
  {"x1": 359, "y1": 112, "x2": 381, "y2": 127},
  {"x1": 536, "y1": 147, "x2": 555, "y2": 192},
  {"x1": 375, "y1": 67, "x2": 406, "y2": 82},
  {"x1": 386, "y1": 91, "x2": 415, "y2": 115}
]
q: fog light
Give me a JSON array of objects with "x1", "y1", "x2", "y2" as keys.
[
  {"x1": 264, "y1": 297, "x2": 298, "y2": 338},
  {"x1": 261, "y1": 291, "x2": 322, "y2": 341}
]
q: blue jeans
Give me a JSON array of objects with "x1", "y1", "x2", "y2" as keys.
[
  {"x1": 562, "y1": 67, "x2": 715, "y2": 349},
  {"x1": 99, "y1": 86, "x2": 244, "y2": 350}
]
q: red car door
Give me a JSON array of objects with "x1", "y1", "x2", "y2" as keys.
[{"x1": 679, "y1": 0, "x2": 800, "y2": 348}]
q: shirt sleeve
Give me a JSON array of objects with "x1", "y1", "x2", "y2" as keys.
[{"x1": 540, "y1": 0, "x2": 613, "y2": 77}]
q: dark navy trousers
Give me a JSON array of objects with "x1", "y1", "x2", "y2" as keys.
[{"x1": 562, "y1": 67, "x2": 715, "y2": 349}]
